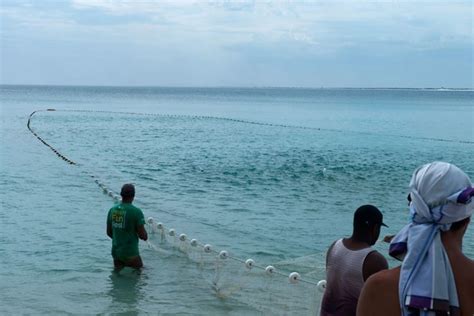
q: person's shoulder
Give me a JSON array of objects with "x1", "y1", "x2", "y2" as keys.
[
  {"x1": 325, "y1": 239, "x2": 340, "y2": 261},
  {"x1": 365, "y1": 266, "x2": 400, "y2": 289},
  {"x1": 363, "y1": 268, "x2": 400, "y2": 300},
  {"x1": 327, "y1": 239, "x2": 339, "y2": 251},
  {"x1": 128, "y1": 204, "x2": 143, "y2": 214},
  {"x1": 362, "y1": 250, "x2": 389, "y2": 280},
  {"x1": 133, "y1": 204, "x2": 143, "y2": 212},
  {"x1": 457, "y1": 256, "x2": 474, "y2": 284},
  {"x1": 464, "y1": 256, "x2": 474, "y2": 270},
  {"x1": 357, "y1": 267, "x2": 401, "y2": 316},
  {"x1": 468, "y1": 257, "x2": 474, "y2": 272},
  {"x1": 366, "y1": 250, "x2": 388, "y2": 265}
]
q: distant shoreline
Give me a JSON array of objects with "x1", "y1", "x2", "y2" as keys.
[{"x1": 1, "y1": 84, "x2": 473, "y2": 91}]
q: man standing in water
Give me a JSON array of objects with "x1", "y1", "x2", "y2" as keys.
[
  {"x1": 320, "y1": 205, "x2": 388, "y2": 316},
  {"x1": 357, "y1": 162, "x2": 474, "y2": 315},
  {"x1": 107, "y1": 184, "x2": 148, "y2": 270}
]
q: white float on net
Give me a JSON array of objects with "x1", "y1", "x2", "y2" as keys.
[
  {"x1": 245, "y1": 259, "x2": 254, "y2": 269},
  {"x1": 168, "y1": 229, "x2": 175, "y2": 236},
  {"x1": 289, "y1": 272, "x2": 300, "y2": 284},
  {"x1": 204, "y1": 244, "x2": 212, "y2": 253},
  {"x1": 179, "y1": 233, "x2": 187, "y2": 241},
  {"x1": 219, "y1": 250, "x2": 228, "y2": 259},
  {"x1": 265, "y1": 265, "x2": 275, "y2": 275},
  {"x1": 317, "y1": 280, "x2": 327, "y2": 292},
  {"x1": 190, "y1": 239, "x2": 198, "y2": 247}
]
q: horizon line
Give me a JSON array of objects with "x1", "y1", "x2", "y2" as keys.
[{"x1": 1, "y1": 83, "x2": 473, "y2": 90}]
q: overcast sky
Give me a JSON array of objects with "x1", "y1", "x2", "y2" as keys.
[{"x1": 0, "y1": 0, "x2": 472, "y2": 88}]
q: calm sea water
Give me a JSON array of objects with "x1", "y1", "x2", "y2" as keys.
[{"x1": 1, "y1": 85, "x2": 473, "y2": 315}]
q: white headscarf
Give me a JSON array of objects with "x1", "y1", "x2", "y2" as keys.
[{"x1": 389, "y1": 162, "x2": 473, "y2": 316}]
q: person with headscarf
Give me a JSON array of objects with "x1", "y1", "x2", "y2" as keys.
[{"x1": 357, "y1": 162, "x2": 474, "y2": 316}]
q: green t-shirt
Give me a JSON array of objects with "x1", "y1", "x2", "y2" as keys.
[{"x1": 107, "y1": 202, "x2": 145, "y2": 260}]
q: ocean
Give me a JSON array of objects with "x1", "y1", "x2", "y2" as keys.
[{"x1": 1, "y1": 85, "x2": 473, "y2": 315}]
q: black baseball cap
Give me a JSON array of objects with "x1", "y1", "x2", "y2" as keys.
[{"x1": 354, "y1": 204, "x2": 388, "y2": 228}]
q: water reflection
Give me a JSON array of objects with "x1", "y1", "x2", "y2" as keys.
[{"x1": 108, "y1": 268, "x2": 147, "y2": 315}]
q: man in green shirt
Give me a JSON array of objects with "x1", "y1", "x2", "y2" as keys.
[{"x1": 107, "y1": 184, "x2": 148, "y2": 270}]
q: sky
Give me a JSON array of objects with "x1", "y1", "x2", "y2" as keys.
[{"x1": 0, "y1": 0, "x2": 472, "y2": 88}]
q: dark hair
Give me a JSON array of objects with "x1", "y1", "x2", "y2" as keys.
[
  {"x1": 120, "y1": 183, "x2": 135, "y2": 199},
  {"x1": 450, "y1": 217, "x2": 470, "y2": 231}
]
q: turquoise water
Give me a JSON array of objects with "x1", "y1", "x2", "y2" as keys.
[{"x1": 1, "y1": 86, "x2": 473, "y2": 315}]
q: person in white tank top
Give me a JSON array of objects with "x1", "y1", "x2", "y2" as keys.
[{"x1": 320, "y1": 205, "x2": 389, "y2": 316}]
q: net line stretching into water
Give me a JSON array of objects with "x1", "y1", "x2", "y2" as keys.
[
  {"x1": 27, "y1": 110, "x2": 76, "y2": 165},
  {"x1": 57, "y1": 109, "x2": 474, "y2": 145},
  {"x1": 27, "y1": 109, "x2": 328, "y2": 315}
]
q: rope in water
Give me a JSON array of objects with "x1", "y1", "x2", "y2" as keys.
[
  {"x1": 27, "y1": 108, "x2": 325, "y2": 288},
  {"x1": 57, "y1": 109, "x2": 474, "y2": 145},
  {"x1": 27, "y1": 109, "x2": 76, "y2": 165}
]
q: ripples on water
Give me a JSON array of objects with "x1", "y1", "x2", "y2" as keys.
[{"x1": 1, "y1": 86, "x2": 473, "y2": 314}]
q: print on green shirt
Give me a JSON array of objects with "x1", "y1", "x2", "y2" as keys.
[{"x1": 111, "y1": 209, "x2": 125, "y2": 229}]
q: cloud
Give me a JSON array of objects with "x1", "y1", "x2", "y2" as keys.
[
  {"x1": 3, "y1": 1, "x2": 471, "y2": 51},
  {"x1": 1, "y1": 0, "x2": 472, "y2": 87},
  {"x1": 64, "y1": 1, "x2": 471, "y2": 52}
]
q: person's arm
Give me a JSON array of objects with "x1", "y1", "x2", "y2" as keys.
[
  {"x1": 137, "y1": 224, "x2": 148, "y2": 241},
  {"x1": 383, "y1": 234, "x2": 395, "y2": 243},
  {"x1": 106, "y1": 210, "x2": 113, "y2": 239},
  {"x1": 362, "y1": 251, "x2": 388, "y2": 281},
  {"x1": 107, "y1": 222, "x2": 113, "y2": 239},
  {"x1": 136, "y1": 209, "x2": 148, "y2": 241}
]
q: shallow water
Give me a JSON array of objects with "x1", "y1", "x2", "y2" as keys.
[{"x1": 1, "y1": 86, "x2": 473, "y2": 314}]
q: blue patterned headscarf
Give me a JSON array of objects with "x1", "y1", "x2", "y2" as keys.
[{"x1": 389, "y1": 162, "x2": 473, "y2": 316}]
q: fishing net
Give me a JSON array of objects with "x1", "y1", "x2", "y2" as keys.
[{"x1": 145, "y1": 218, "x2": 325, "y2": 315}]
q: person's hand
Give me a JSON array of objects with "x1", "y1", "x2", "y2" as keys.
[{"x1": 383, "y1": 235, "x2": 395, "y2": 243}]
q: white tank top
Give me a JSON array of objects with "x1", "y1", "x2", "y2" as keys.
[{"x1": 320, "y1": 238, "x2": 374, "y2": 316}]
